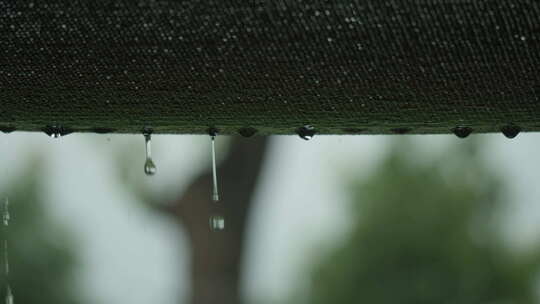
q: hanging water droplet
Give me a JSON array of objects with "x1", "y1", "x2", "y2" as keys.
[
  {"x1": 209, "y1": 215, "x2": 225, "y2": 231},
  {"x1": 209, "y1": 128, "x2": 220, "y2": 202},
  {"x1": 0, "y1": 126, "x2": 15, "y2": 134},
  {"x1": 143, "y1": 130, "x2": 157, "y2": 176},
  {"x1": 45, "y1": 128, "x2": 61, "y2": 138},
  {"x1": 144, "y1": 159, "x2": 157, "y2": 176},
  {"x1": 237, "y1": 127, "x2": 258, "y2": 138},
  {"x1": 452, "y1": 126, "x2": 473, "y2": 138},
  {"x1": 42, "y1": 125, "x2": 72, "y2": 138},
  {"x1": 501, "y1": 125, "x2": 521, "y2": 139},
  {"x1": 297, "y1": 125, "x2": 316, "y2": 140}
]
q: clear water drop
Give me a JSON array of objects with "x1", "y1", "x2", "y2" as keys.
[
  {"x1": 42, "y1": 125, "x2": 72, "y2": 139},
  {"x1": 143, "y1": 130, "x2": 157, "y2": 176},
  {"x1": 209, "y1": 128, "x2": 219, "y2": 202},
  {"x1": 144, "y1": 159, "x2": 157, "y2": 176},
  {"x1": 209, "y1": 215, "x2": 225, "y2": 231},
  {"x1": 297, "y1": 125, "x2": 316, "y2": 140}
]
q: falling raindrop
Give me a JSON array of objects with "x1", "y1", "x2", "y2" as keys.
[
  {"x1": 3, "y1": 198, "x2": 13, "y2": 304},
  {"x1": 209, "y1": 215, "x2": 225, "y2": 231},
  {"x1": 297, "y1": 125, "x2": 316, "y2": 140},
  {"x1": 142, "y1": 129, "x2": 157, "y2": 176},
  {"x1": 452, "y1": 126, "x2": 473, "y2": 138},
  {"x1": 501, "y1": 125, "x2": 521, "y2": 139},
  {"x1": 2, "y1": 200, "x2": 9, "y2": 226},
  {"x1": 209, "y1": 128, "x2": 220, "y2": 202},
  {"x1": 5, "y1": 286, "x2": 13, "y2": 304}
]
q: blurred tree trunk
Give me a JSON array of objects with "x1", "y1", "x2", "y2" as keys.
[{"x1": 164, "y1": 137, "x2": 270, "y2": 304}]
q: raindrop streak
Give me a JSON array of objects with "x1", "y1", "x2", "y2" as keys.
[
  {"x1": 209, "y1": 128, "x2": 219, "y2": 202},
  {"x1": 3, "y1": 198, "x2": 13, "y2": 304},
  {"x1": 297, "y1": 125, "x2": 316, "y2": 140},
  {"x1": 143, "y1": 131, "x2": 157, "y2": 176},
  {"x1": 209, "y1": 215, "x2": 225, "y2": 231}
]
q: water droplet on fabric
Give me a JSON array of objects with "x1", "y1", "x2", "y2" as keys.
[
  {"x1": 452, "y1": 126, "x2": 473, "y2": 138},
  {"x1": 238, "y1": 127, "x2": 258, "y2": 137},
  {"x1": 91, "y1": 128, "x2": 116, "y2": 134},
  {"x1": 343, "y1": 128, "x2": 365, "y2": 134},
  {"x1": 501, "y1": 125, "x2": 521, "y2": 139},
  {"x1": 391, "y1": 128, "x2": 411, "y2": 134},
  {"x1": 0, "y1": 126, "x2": 16, "y2": 134}
]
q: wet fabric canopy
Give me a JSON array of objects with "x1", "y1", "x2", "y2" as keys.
[{"x1": 1, "y1": 1, "x2": 539, "y2": 135}]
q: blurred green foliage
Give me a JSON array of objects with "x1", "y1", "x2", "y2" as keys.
[
  {"x1": 0, "y1": 161, "x2": 85, "y2": 304},
  {"x1": 308, "y1": 139, "x2": 540, "y2": 304}
]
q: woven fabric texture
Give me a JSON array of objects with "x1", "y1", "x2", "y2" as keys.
[{"x1": 1, "y1": 1, "x2": 539, "y2": 135}]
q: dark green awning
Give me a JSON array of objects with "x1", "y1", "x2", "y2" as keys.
[{"x1": 1, "y1": 1, "x2": 539, "y2": 135}]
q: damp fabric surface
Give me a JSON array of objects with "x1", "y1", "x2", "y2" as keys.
[{"x1": 1, "y1": 1, "x2": 539, "y2": 135}]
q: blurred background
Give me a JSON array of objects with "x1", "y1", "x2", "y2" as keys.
[{"x1": 1, "y1": 132, "x2": 540, "y2": 304}]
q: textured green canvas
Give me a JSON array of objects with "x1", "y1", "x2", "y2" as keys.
[{"x1": 1, "y1": 1, "x2": 539, "y2": 135}]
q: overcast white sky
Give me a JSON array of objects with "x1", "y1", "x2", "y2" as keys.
[{"x1": 1, "y1": 132, "x2": 540, "y2": 304}]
